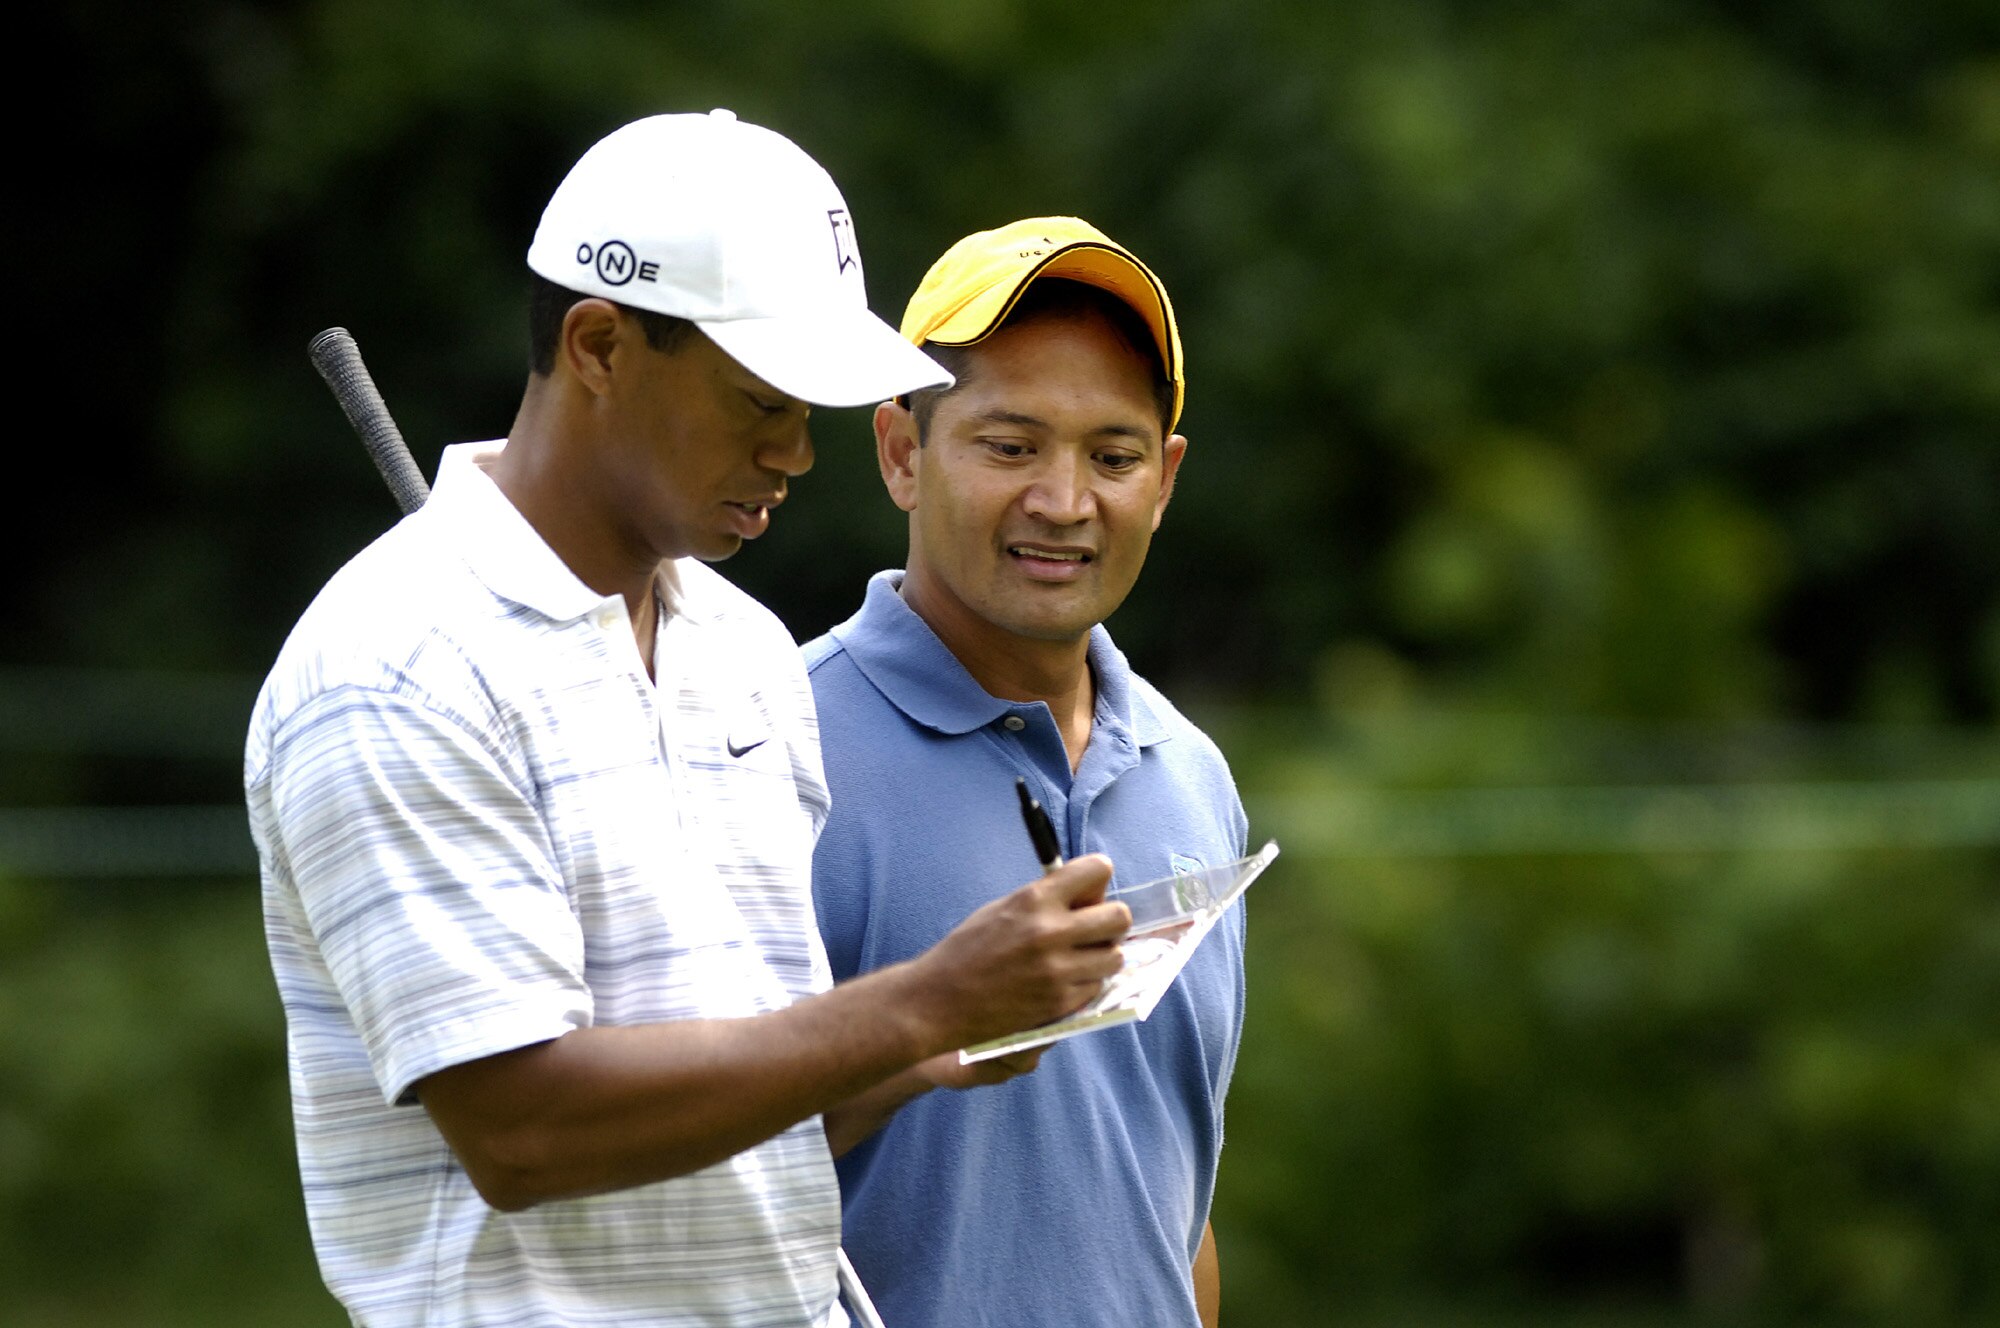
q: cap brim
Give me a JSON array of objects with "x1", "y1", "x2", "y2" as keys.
[{"x1": 701, "y1": 309, "x2": 953, "y2": 408}]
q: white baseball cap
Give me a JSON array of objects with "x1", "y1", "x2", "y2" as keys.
[{"x1": 527, "y1": 109, "x2": 951, "y2": 407}]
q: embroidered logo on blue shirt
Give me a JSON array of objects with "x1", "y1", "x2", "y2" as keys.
[{"x1": 1167, "y1": 853, "x2": 1209, "y2": 915}]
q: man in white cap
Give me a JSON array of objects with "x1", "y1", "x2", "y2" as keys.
[{"x1": 247, "y1": 113, "x2": 1129, "y2": 1328}]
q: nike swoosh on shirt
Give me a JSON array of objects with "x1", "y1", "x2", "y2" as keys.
[{"x1": 727, "y1": 736, "x2": 769, "y2": 758}]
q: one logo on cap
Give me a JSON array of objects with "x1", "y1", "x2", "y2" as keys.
[
  {"x1": 575, "y1": 241, "x2": 658, "y2": 286},
  {"x1": 596, "y1": 240, "x2": 636, "y2": 286},
  {"x1": 828, "y1": 210, "x2": 860, "y2": 276}
]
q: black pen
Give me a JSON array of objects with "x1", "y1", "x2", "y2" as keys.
[{"x1": 1015, "y1": 777, "x2": 1064, "y2": 873}]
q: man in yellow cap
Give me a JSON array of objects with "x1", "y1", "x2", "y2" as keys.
[{"x1": 806, "y1": 218, "x2": 1247, "y2": 1327}]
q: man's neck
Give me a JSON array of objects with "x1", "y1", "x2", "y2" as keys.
[
  {"x1": 897, "y1": 569, "x2": 1095, "y2": 773},
  {"x1": 488, "y1": 390, "x2": 663, "y2": 677}
]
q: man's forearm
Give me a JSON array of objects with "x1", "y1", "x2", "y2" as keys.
[
  {"x1": 420, "y1": 855, "x2": 1123, "y2": 1209},
  {"x1": 419, "y1": 960, "x2": 944, "y2": 1210}
]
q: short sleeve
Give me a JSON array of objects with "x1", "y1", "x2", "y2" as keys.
[{"x1": 267, "y1": 686, "x2": 592, "y2": 1105}]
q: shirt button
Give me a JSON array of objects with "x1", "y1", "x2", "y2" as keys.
[
  {"x1": 1002, "y1": 715, "x2": 1026, "y2": 732},
  {"x1": 595, "y1": 607, "x2": 620, "y2": 630}
]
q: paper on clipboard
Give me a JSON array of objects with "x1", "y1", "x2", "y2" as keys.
[{"x1": 959, "y1": 840, "x2": 1278, "y2": 1064}]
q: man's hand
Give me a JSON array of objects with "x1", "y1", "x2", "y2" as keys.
[
  {"x1": 903, "y1": 854, "x2": 1128, "y2": 1052},
  {"x1": 823, "y1": 1046, "x2": 1047, "y2": 1156},
  {"x1": 821, "y1": 859, "x2": 1122, "y2": 1159},
  {"x1": 918, "y1": 1045, "x2": 1045, "y2": 1091}
]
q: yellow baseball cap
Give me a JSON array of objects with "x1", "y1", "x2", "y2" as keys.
[{"x1": 900, "y1": 216, "x2": 1184, "y2": 429}]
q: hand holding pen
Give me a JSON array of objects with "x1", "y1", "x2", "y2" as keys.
[
  {"x1": 887, "y1": 781, "x2": 1126, "y2": 1054},
  {"x1": 1017, "y1": 776, "x2": 1129, "y2": 947}
]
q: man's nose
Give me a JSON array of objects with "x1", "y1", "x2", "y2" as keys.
[
  {"x1": 761, "y1": 419, "x2": 814, "y2": 478},
  {"x1": 1022, "y1": 456, "x2": 1094, "y2": 525}
]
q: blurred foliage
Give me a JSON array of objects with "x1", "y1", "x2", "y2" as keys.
[
  {"x1": 1208, "y1": 703, "x2": 2000, "y2": 1324},
  {"x1": 17, "y1": 0, "x2": 2000, "y2": 721},
  {"x1": 1222, "y1": 834, "x2": 2000, "y2": 1324},
  {"x1": 0, "y1": 878, "x2": 337, "y2": 1326},
  {"x1": 9, "y1": 0, "x2": 2000, "y2": 1322}
]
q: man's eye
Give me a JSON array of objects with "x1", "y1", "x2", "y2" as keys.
[
  {"x1": 987, "y1": 441, "x2": 1031, "y2": 458},
  {"x1": 747, "y1": 392, "x2": 788, "y2": 415},
  {"x1": 1097, "y1": 452, "x2": 1142, "y2": 471}
]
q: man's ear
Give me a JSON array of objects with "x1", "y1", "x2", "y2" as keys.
[
  {"x1": 875, "y1": 400, "x2": 923, "y2": 513},
  {"x1": 1152, "y1": 434, "x2": 1188, "y2": 531},
  {"x1": 559, "y1": 299, "x2": 625, "y2": 396}
]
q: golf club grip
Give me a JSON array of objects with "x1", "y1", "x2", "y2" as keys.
[{"x1": 308, "y1": 327, "x2": 431, "y2": 515}]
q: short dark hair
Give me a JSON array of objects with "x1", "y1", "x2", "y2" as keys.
[
  {"x1": 905, "y1": 278, "x2": 1175, "y2": 442},
  {"x1": 527, "y1": 271, "x2": 697, "y2": 375}
]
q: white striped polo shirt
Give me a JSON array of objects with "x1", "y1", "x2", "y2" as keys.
[{"x1": 246, "y1": 442, "x2": 846, "y2": 1327}]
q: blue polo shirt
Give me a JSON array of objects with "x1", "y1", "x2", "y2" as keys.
[{"x1": 806, "y1": 571, "x2": 1248, "y2": 1328}]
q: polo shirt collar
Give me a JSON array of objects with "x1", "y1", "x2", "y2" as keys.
[
  {"x1": 831, "y1": 570, "x2": 1170, "y2": 748},
  {"x1": 426, "y1": 441, "x2": 689, "y2": 624},
  {"x1": 1089, "y1": 617, "x2": 1171, "y2": 749}
]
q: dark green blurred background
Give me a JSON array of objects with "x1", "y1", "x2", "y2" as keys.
[{"x1": 5, "y1": 1, "x2": 1997, "y2": 1323}]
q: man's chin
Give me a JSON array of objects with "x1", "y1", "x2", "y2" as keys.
[
  {"x1": 984, "y1": 600, "x2": 1101, "y2": 645},
  {"x1": 689, "y1": 533, "x2": 747, "y2": 564}
]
